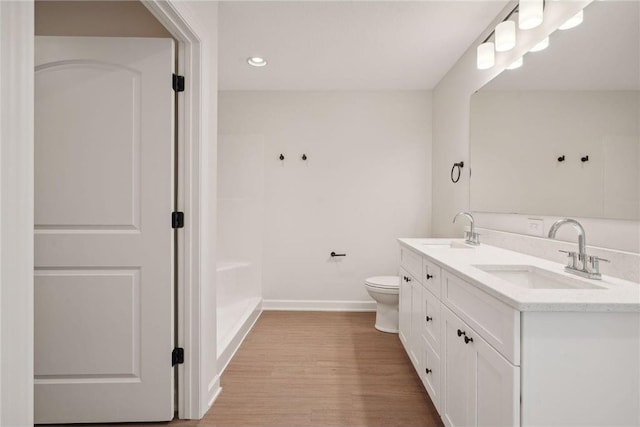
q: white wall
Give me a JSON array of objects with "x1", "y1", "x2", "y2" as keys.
[
  {"x1": 431, "y1": 1, "x2": 640, "y2": 254},
  {"x1": 219, "y1": 91, "x2": 432, "y2": 309}
]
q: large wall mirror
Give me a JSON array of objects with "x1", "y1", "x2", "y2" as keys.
[{"x1": 470, "y1": 1, "x2": 639, "y2": 221}]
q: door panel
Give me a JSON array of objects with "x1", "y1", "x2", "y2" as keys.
[
  {"x1": 34, "y1": 36, "x2": 175, "y2": 423},
  {"x1": 35, "y1": 62, "x2": 140, "y2": 229}
]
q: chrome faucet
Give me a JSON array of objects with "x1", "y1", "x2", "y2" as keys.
[
  {"x1": 453, "y1": 211, "x2": 480, "y2": 245},
  {"x1": 548, "y1": 218, "x2": 608, "y2": 279}
]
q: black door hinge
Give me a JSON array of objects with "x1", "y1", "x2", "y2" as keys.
[
  {"x1": 172, "y1": 74, "x2": 185, "y2": 92},
  {"x1": 172, "y1": 211, "x2": 184, "y2": 229},
  {"x1": 172, "y1": 347, "x2": 184, "y2": 366}
]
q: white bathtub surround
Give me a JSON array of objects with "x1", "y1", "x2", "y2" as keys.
[
  {"x1": 216, "y1": 263, "x2": 261, "y2": 373},
  {"x1": 216, "y1": 135, "x2": 264, "y2": 372},
  {"x1": 219, "y1": 91, "x2": 432, "y2": 308},
  {"x1": 475, "y1": 226, "x2": 640, "y2": 283}
]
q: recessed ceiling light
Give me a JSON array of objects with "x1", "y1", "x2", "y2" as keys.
[{"x1": 247, "y1": 57, "x2": 267, "y2": 67}]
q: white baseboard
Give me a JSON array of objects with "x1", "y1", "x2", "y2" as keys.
[
  {"x1": 216, "y1": 299, "x2": 262, "y2": 375},
  {"x1": 263, "y1": 299, "x2": 376, "y2": 312}
]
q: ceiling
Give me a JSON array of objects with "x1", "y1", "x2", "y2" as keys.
[
  {"x1": 484, "y1": 1, "x2": 640, "y2": 91},
  {"x1": 218, "y1": 1, "x2": 509, "y2": 91}
]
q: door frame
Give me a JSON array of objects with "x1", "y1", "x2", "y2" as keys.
[
  {"x1": 0, "y1": 0, "x2": 217, "y2": 423},
  {"x1": 142, "y1": 0, "x2": 219, "y2": 419}
]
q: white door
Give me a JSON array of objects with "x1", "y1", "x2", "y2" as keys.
[{"x1": 34, "y1": 36, "x2": 175, "y2": 423}]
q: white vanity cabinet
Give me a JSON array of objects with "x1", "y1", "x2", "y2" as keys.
[
  {"x1": 401, "y1": 244, "x2": 519, "y2": 424},
  {"x1": 398, "y1": 240, "x2": 640, "y2": 427}
]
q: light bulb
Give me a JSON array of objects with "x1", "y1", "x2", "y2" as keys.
[
  {"x1": 529, "y1": 37, "x2": 549, "y2": 52},
  {"x1": 506, "y1": 56, "x2": 523, "y2": 70},
  {"x1": 477, "y1": 42, "x2": 495, "y2": 70},
  {"x1": 559, "y1": 10, "x2": 583, "y2": 30},
  {"x1": 495, "y1": 21, "x2": 516, "y2": 52},
  {"x1": 519, "y1": 0, "x2": 544, "y2": 30}
]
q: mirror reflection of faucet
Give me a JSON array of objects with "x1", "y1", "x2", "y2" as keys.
[
  {"x1": 548, "y1": 218, "x2": 609, "y2": 279},
  {"x1": 452, "y1": 211, "x2": 480, "y2": 245}
]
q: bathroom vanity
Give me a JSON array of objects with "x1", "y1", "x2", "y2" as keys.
[{"x1": 398, "y1": 239, "x2": 640, "y2": 427}]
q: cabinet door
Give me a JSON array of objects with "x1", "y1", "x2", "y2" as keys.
[
  {"x1": 422, "y1": 336, "x2": 442, "y2": 413},
  {"x1": 475, "y1": 328, "x2": 520, "y2": 427},
  {"x1": 422, "y1": 286, "x2": 441, "y2": 353},
  {"x1": 399, "y1": 270, "x2": 412, "y2": 350},
  {"x1": 410, "y1": 278, "x2": 422, "y2": 370},
  {"x1": 442, "y1": 307, "x2": 475, "y2": 427},
  {"x1": 442, "y1": 306, "x2": 520, "y2": 427}
]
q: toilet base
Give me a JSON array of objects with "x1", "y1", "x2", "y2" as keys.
[{"x1": 374, "y1": 301, "x2": 399, "y2": 334}]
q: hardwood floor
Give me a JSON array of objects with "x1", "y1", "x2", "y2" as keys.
[
  {"x1": 51, "y1": 311, "x2": 443, "y2": 427},
  {"x1": 198, "y1": 311, "x2": 442, "y2": 427}
]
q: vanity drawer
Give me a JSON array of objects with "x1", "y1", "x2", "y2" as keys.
[
  {"x1": 422, "y1": 258, "x2": 442, "y2": 298},
  {"x1": 441, "y1": 270, "x2": 520, "y2": 365},
  {"x1": 400, "y1": 246, "x2": 423, "y2": 283}
]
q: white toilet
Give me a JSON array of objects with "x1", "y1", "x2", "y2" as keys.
[{"x1": 364, "y1": 276, "x2": 400, "y2": 333}]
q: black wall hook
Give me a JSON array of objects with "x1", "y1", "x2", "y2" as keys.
[
  {"x1": 279, "y1": 154, "x2": 285, "y2": 161},
  {"x1": 581, "y1": 155, "x2": 589, "y2": 162},
  {"x1": 302, "y1": 153, "x2": 307, "y2": 161},
  {"x1": 557, "y1": 155, "x2": 565, "y2": 162}
]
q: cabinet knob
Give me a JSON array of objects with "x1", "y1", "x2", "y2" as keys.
[
  {"x1": 425, "y1": 316, "x2": 432, "y2": 322},
  {"x1": 457, "y1": 329, "x2": 465, "y2": 337},
  {"x1": 426, "y1": 274, "x2": 433, "y2": 280},
  {"x1": 425, "y1": 368, "x2": 432, "y2": 374},
  {"x1": 464, "y1": 336, "x2": 474, "y2": 344}
]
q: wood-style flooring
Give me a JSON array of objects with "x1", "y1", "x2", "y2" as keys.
[{"x1": 52, "y1": 311, "x2": 443, "y2": 427}]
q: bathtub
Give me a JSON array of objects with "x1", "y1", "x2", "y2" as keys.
[{"x1": 216, "y1": 261, "x2": 261, "y2": 373}]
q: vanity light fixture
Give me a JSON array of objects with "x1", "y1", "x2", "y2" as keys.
[
  {"x1": 247, "y1": 56, "x2": 267, "y2": 67},
  {"x1": 495, "y1": 20, "x2": 516, "y2": 52},
  {"x1": 506, "y1": 56, "x2": 524, "y2": 70},
  {"x1": 558, "y1": 10, "x2": 583, "y2": 30},
  {"x1": 519, "y1": 0, "x2": 544, "y2": 30},
  {"x1": 529, "y1": 37, "x2": 549, "y2": 52},
  {"x1": 477, "y1": 42, "x2": 496, "y2": 70}
]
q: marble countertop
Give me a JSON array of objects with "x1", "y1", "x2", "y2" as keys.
[{"x1": 398, "y1": 238, "x2": 640, "y2": 312}]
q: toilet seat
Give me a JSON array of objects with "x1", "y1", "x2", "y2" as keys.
[{"x1": 365, "y1": 276, "x2": 400, "y2": 290}]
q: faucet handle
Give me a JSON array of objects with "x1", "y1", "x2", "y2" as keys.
[
  {"x1": 587, "y1": 255, "x2": 609, "y2": 274},
  {"x1": 559, "y1": 250, "x2": 578, "y2": 268}
]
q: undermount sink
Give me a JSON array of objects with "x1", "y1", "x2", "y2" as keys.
[
  {"x1": 473, "y1": 264, "x2": 605, "y2": 290},
  {"x1": 421, "y1": 240, "x2": 474, "y2": 249}
]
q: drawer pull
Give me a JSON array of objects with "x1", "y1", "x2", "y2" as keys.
[
  {"x1": 457, "y1": 329, "x2": 465, "y2": 337},
  {"x1": 426, "y1": 274, "x2": 433, "y2": 279},
  {"x1": 464, "y1": 336, "x2": 474, "y2": 344},
  {"x1": 425, "y1": 316, "x2": 432, "y2": 322},
  {"x1": 425, "y1": 368, "x2": 432, "y2": 374}
]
